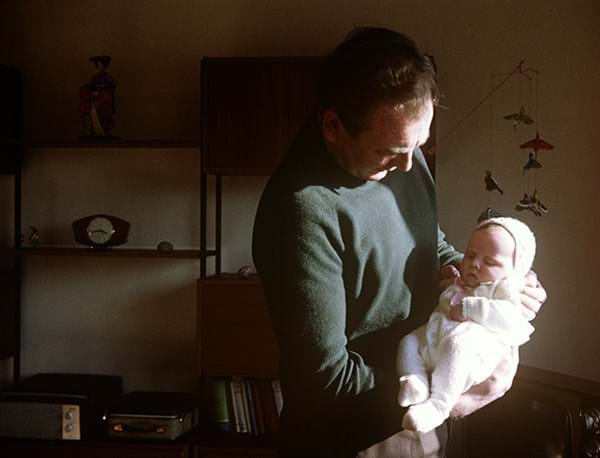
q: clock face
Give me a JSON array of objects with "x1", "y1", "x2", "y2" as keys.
[{"x1": 86, "y1": 216, "x2": 115, "y2": 245}]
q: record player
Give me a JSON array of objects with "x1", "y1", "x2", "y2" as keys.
[{"x1": 0, "y1": 373, "x2": 122, "y2": 440}]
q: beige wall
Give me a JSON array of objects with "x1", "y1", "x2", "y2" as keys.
[{"x1": 1, "y1": 0, "x2": 599, "y2": 389}]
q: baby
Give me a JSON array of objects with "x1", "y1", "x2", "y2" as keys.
[{"x1": 396, "y1": 217, "x2": 536, "y2": 433}]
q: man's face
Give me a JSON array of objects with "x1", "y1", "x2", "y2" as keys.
[
  {"x1": 323, "y1": 99, "x2": 434, "y2": 181},
  {"x1": 459, "y1": 226, "x2": 516, "y2": 287}
]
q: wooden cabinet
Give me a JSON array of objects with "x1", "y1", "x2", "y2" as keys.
[
  {"x1": 0, "y1": 64, "x2": 21, "y2": 376},
  {"x1": 201, "y1": 57, "x2": 322, "y2": 175},
  {"x1": 197, "y1": 274, "x2": 278, "y2": 378},
  {"x1": 0, "y1": 64, "x2": 22, "y2": 174},
  {"x1": 198, "y1": 447, "x2": 275, "y2": 458},
  {"x1": 0, "y1": 267, "x2": 18, "y2": 360},
  {"x1": 197, "y1": 57, "x2": 314, "y2": 456},
  {"x1": 195, "y1": 274, "x2": 279, "y2": 454},
  {"x1": 0, "y1": 439, "x2": 190, "y2": 458}
]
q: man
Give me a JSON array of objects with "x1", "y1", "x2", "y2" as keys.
[{"x1": 252, "y1": 27, "x2": 545, "y2": 457}]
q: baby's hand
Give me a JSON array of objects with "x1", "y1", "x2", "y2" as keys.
[
  {"x1": 439, "y1": 264, "x2": 460, "y2": 290},
  {"x1": 449, "y1": 303, "x2": 466, "y2": 322}
]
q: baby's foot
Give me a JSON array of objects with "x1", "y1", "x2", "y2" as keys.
[
  {"x1": 397, "y1": 374, "x2": 429, "y2": 407},
  {"x1": 402, "y1": 399, "x2": 448, "y2": 433}
]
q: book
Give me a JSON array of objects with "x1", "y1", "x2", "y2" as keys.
[
  {"x1": 230, "y1": 377, "x2": 246, "y2": 433},
  {"x1": 257, "y1": 378, "x2": 279, "y2": 433},
  {"x1": 210, "y1": 378, "x2": 231, "y2": 432},
  {"x1": 245, "y1": 379, "x2": 259, "y2": 435},
  {"x1": 250, "y1": 379, "x2": 266, "y2": 434},
  {"x1": 239, "y1": 377, "x2": 252, "y2": 434},
  {"x1": 272, "y1": 379, "x2": 284, "y2": 417}
]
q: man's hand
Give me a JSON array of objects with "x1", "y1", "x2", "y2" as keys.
[
  {"x1": 450, "y1": 346, "x2": 518, "y2": 418},
  {"x1": 520, "y1": 270, "x2": 547, "y2": 320}
]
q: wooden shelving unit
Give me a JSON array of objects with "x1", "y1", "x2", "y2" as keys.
[
  {"x1": 9, "y1": 246, "x2": 213, "y2": 259},
  {"x1": 27, "y1": 138, "x2": 200, "y2": 149},
  {"x1": 6, "y1": 133, "x2": 210, "y2": 384},
  {"x1": 2, "y1": 56, "x2": 323, "y2": 458}
]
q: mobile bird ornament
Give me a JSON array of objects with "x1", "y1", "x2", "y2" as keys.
[{"x1": 484, "y1": 170, "x2": 504, "y2": 194}]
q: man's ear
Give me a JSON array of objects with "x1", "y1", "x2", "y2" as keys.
[{"x1": 321, "y1": 110, "x2": 343, "y2": 144}]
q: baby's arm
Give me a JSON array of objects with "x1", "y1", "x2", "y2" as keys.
[{"x1": 461, "y1": 282, "x2": 534, "y2": 345}]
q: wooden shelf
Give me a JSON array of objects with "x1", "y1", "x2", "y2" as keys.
[
  {"x1": 6, "y1": 246, "x2": 216, "y2": 259},
  {"x1": 188, "y1": 428, "x2": 277, "y2": 449},
  {"x1": 199, "y1": 273, "x2": 261, "y2": 285},
  {"x1": 27, "y1": 138, "x2": 200, "y2": 149},
  {"x1": 203, "y1": 167, "x2": 275, "y2": 176}
]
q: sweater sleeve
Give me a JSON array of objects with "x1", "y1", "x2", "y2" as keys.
[
  {"x1": 254, "y1": 190, "x2": 377, "y2": 401},
  {"x1": 462, "y1": 281, "x2": 534, "y2": 346},
  {"x1": 437, "y1": 225, "x2": 463, "y2": 267}
]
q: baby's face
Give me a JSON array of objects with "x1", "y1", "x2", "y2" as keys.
[{"x1": 459, "y1": 225, "x2": 516, "y2": 287}]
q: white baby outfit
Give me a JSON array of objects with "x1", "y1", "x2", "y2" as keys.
[{"x1": 396, "y1": 217, "x2": 536, "y2": 433}]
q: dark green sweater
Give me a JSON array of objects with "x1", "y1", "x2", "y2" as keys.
[{"x1": 252, "y1": 118, "x2": 461, "y2": 453}]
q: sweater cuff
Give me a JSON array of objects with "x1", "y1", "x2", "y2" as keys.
[{"x1": 461, "y1": 297, "x2": 478, "y2": 320}]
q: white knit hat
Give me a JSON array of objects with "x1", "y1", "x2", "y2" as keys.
[{"x1": 477, "y1": 217, "x2": 536, "y2": 277}]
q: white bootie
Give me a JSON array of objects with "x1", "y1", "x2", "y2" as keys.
[
  {"x1": 397, "y1": 374, "x2": 429, "y2": 407},
  {"x1": 402, "y1": 399, "x2": 448, "y2": 433}
]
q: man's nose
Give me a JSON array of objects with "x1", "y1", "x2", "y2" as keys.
[{"x1": 390, "y1": 151, "x2": 413, "y2": 172}]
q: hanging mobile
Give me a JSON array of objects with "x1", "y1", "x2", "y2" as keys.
[
  {"x1": 522, "y1": 152, "x2": 543, "y2": 174},
  {"x1": 515, "y1": 67, "x2": 553, "y2": 217},
  {"x1": 520, "y1": 131, "x2": 555, "y2": 153},
  {"x1": 432, "y1": 61, "x2": 554, "y2": 221},
  {"x1": 503, "y1": 105, "x2": 535, "y2": 131},
  {"x1": 484, "y1": 170, "x2": 504, "y2": 194},
  {"x1": 477, "y1": 206, "x2": 503, "y2": 223},
  {"x1": 515, "y1": 193, "x2": 540, "y2": 216},
  {"x1": 478, "y1": 72, "x2": 507, "y2": 220},
  {"x1": 530, "y1": 190, "x2": 548, "y2": 215},
  {"x1": 515, "y1": 191, "x2": 548, "y2": 217}
]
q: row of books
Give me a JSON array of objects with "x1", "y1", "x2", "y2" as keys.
[{"x1": 209, "y1": 376, "x2": 283, "y2": 434}]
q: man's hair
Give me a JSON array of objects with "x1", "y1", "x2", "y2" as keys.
[{"x1": 318, "y1": 27, "x2": 438, "y2": 136}]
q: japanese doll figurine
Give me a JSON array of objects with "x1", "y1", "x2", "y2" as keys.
[{"x1": 79, "y1": 55, "x2": 116, "y2": 137}]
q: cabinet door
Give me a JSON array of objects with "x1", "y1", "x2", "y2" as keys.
[
  {"x1": 197, "y1": 275, "x2": 279, "y2": 377},
  {"x1": 0, "y1": 64, "x2": 22, "y2": 174},
  {"x1": 201, "y1": 57, "x2": 322, "y2": 175},
  {"x1": 0, "y1": 267, "x2": 18, "y2": 359}
]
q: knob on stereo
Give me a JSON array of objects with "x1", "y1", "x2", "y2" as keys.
[{"x1": 61, "y1": 404, "x2": 81, "y2": 440}]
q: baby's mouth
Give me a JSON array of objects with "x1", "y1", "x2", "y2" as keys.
[{"x1": 464, "y1": 272, "x2": 480, "y2": 286}]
